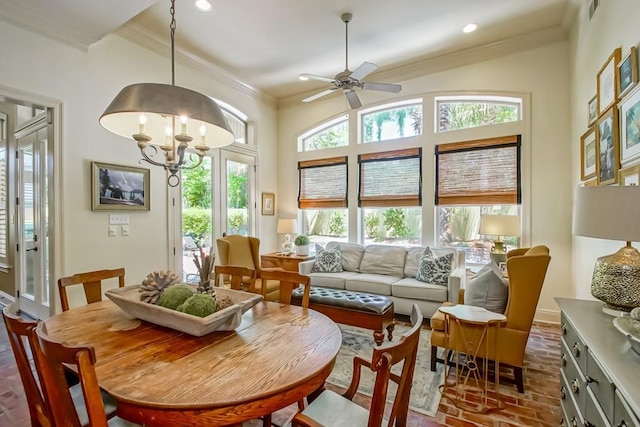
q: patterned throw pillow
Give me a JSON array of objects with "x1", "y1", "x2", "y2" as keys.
[
  {"x1": 415, "y1": 247, "x2": 454, "y2": 286},
  {"x1": 311, "y1": 248, "x2": 343, "y2": 273}
]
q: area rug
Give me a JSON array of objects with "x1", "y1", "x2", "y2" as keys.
[{"x1": 327, "y1": 323, "x2": 445, "y2": 417}]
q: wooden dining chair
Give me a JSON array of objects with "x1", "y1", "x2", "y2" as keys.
[
  {"x1": 58, "y1": 267, "x2": 125, "y2": 311},
  {"x1": 213, "y1": 265, "x2": 257, "y2": 292},
  {"x1": 33, "y1": 322, "x2": 139, "y2": 427},
  {"x1": 291, "y1": 304, "x2": 423, "y2": 427},
  {"x1": 259, "y1": 269, "x2": 311, "y2": 308},
  {"x1": 1, "y1": 304, "x2": 118, "y2": 427}
]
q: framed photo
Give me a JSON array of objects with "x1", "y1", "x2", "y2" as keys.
[
  {"x1": 91, "y1": 162, "x2": 150, "y2": 211},
  {"x1": 597, "y1": 48, "x2": 621, "y2": 115},
  {"x1": 595, "y1": 106, "x2": 620, "y2": 186},
  {"x1": 619, "y1": 164, "x2": 640, "y2": 186},
  {"x1": 588, "y1": 95, "x2": 598, "y2": 126},
  {"x1": 583, "y1": 178, "x2": 598, "y2": 187},
  {"x1": 261, "y1": 192, "x2": 275, "y2": 216},
  {"x1": 618, "y1": 46, "x2": 638, "y2": 99},
  {"x1": 619, "y1": 86, "x2": 640, "y2": 164},
  {"x1": 580, "y1": 127, "x2": 597, "y2": 180}
]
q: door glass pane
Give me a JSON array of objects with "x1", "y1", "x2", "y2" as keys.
[
  {"x1": 21, "y1": 145, "x2": 35, "y2": 296},
  {"x1": 41, "y1": 135, "x2": 50, "y2": 305},
  {"x1": 182, "y1": 158, "x2": 213, "y2": 283},
  {"x1": 226, "y1": 160, "x2": 248, "y2": 235}
]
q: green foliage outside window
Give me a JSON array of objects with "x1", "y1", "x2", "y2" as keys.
[
  {"x1": 183, "y1": 208, "x2": 212, "y2": 246},
  {"x1": 227, "y1": 165, "x2": 247, "y2": 209},
  {"x1": 182, "y1": 165, "x2": 211, "y2": 209},
  {"x1": 302, "y1": 121, "x2": 348, "y2": 151},
  {"x1": 328, "y1": 211, "x2": 346, "y2": 236},
  {"x1": 362, "y1": 105, "x2": 422, "y2": 143},
  {"x1": 364, "y1": 212, "x2": 382, "y2": 242},
  {"x1": 382, "y1": 208, "x2": 411, "y2": 238},
  {"x1": 439, "y1": 102, "x2": 518, "y2": 132},
  {"x1": 227, "y1": 211, "x2": 246, "y2": 234}
]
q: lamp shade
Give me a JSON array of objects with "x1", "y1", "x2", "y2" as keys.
[
  {"x1": 478, "y1": 215, "x2": 520, "y2": 237},
  {"x1": 573, "y1": 186, "x2": 640, "y2": 242},
  {"x1": 277, "y1": 219, "x2": 298, "y2": 234}
]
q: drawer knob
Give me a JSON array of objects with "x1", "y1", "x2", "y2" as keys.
[
  {"x1": 585, "y1": 376, "x2": 598, "y2": 384},
  {"x1": 571, "y1": 417, "x2": 578, "y2": 427},
  {"x1": 571, "y1": 379, "x2": 580, "y2": 394},
  {"x1": 585, "y1": 421, "x2": 595, "y2": 427},
  {"x1": 560, "y1": 385, "x2": 566, "y2": 400},
  {"x1": 618, "y1": 421, "x2": 628, "y2": 427},
  {"x1": 560, "y1": 420, "x2": 566, "y2": 427},
  {"x1": 561, "y1": 354, "x2": 567, "y2": 367},
  {"x1": 561, "y1": 323, "x2": 567, "y2": 335},
  {"x1": 572, "y1": 343, "x2": 581, "y2": 357}
]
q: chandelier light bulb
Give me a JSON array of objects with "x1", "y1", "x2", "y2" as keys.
[
  {"x1": 180, "y1": 115, "x2": 188, "y2": 135},
  {"x1": 138, "y1": 114, "x2": 147, "y2": 134}
]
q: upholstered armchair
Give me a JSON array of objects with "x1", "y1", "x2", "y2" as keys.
[
  {"x1": 215, "y1": 234, "x2": 281, "y2": 299},
  {"x1": 429, "y1": 245, "x2": 551, "y2": 393}
]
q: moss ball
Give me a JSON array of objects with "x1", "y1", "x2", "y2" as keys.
[
  {"x1": 177, "y1": 294, "x2": 217, "y2": 318},
  {"x1": 158, "y1": 284, "x2": 195, "y2": 310}
]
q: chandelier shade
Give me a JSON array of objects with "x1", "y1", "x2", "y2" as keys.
[{"x1": 100, "y1": 83, "x2": 235, "y2": 149}]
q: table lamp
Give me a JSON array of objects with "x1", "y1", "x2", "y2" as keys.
[
  {"x1": 573, "y1": 186, "x2": 640, "y2": 315},
  {"x1": 478, "y1": 214, "x2": 520, "y2": 265},
  {"x1": 277, "y1": 219, "x2": 297, "y2": 255}
]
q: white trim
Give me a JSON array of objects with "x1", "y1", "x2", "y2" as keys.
[{"x1": 535, "y1": 307, "x2": 561, "y2": 324}]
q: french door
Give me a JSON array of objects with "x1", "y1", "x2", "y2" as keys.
[{"x1": 16, "y1": 113, "x2": 52, "y2": 319}]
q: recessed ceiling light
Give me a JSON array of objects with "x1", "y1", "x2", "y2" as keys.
[
  {"x1": 463, "y1": 23, "x2": 477, "y2": 33},
  {"x1": 195, "y1": 0, "x2": 212, "y2": 12},
  {"x1": 299, "y1": 75, "x2": 309, "y2": 81}
]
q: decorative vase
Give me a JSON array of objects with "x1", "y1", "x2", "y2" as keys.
[{"x1": 296, "y1": 244, "x2": 309, "y2": 256}]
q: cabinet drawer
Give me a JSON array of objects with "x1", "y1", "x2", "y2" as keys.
[
  {"x1": 561, "y1": 313, "x2": 587, "y2": 373},
  {"x1": 562, "y1": 339, "x2": 587, "y2": 414},
  {"x1": 585, "y1": 387, "x2": 612, "y2": 427},
  {"x1": 615, "y1": 390, "x2": 640, "y2": 427},
  {"x1": 561, "y1": 369, "x2": 584, "y2": 427},
  {"x1": 586, "y1": 349, "x2": 615, "y2": 424}
]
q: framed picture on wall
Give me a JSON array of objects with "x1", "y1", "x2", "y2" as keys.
[
  {"x1": 597, "y1": 48, "x2": 621, "y2": 115},
  {"x1": 618, "y1": 46, "x2": 638, "y2": 99},
  {"x1": 91, "y1": 162, "x2": 150, "y2": 211},
  {"x1": 619, "y1": 164, "x2": 640, "y2": 186},
  {"x1": 588, "y1": 95, "x2": 598, "y2": 126},
  {"x1": 580, "y1": 127, "x2": 597, "y2": 180},
  {"x1": 261, "y1": 192, "x2": 275, "y2": 215},
  {"x1": 595, "y1": 106, "x2": 620, "y2": 186},
  {"x1": 583, "y1": 178, "x2": 598, "y2": 187},
  {"x1": 619, "y1": 86, "x2": 640, "y2": 164}
]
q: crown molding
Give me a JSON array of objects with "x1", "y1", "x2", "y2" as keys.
[
  {"x1": 116, "y1": 23, "x2": 276, "y2": 109},
  {"x1": 278, "y1": 26, "x2": 569, "y2": 110}
]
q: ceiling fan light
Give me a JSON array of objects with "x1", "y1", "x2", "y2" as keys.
[
  {"x1": 299, "y1": 75, "x2": 309, "y2": 81},
  {"x1": 463, "y1": 23, "x2": 477, "y2": 33},
  {"x1": 195, "y1": 0, "x2": 212, "y2": 12}
]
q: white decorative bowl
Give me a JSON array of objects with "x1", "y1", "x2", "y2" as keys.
[
  {"x1": 613, "y1": 316, "x2": 640, "y2": 356},
  {"x1": 105, "y1": 285, "x2": 263, "y2": 336}
]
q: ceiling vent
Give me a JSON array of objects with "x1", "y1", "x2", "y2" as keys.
[{"x1": 588, "y1": 0, "x2": 599, "y2": 20}]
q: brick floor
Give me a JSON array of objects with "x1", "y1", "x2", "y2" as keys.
[{"x1": 0, "y1": 310, "x2": 560, "y2": 426}]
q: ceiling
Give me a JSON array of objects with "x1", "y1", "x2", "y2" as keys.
[{"x1": 0, "y1": 0, "x2": 579, "y2": 100}]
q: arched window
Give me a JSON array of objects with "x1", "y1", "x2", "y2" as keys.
[
  {"x1": 359, "y1": 99, "x2": 423, "y2": 143},
  {"x1": 436, "y1": 95, "x2": 521, "y2": 132},
  {"x1": 298, "y1": 115, "x2": 349, "y2": 152}
]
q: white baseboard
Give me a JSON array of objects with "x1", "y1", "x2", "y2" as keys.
[
  {"x1": 535, "y1": 307, "x2": 560, "y2": 324},
  {"x1": 0, "y1": 290, "x2": 15, "y2": 307}
]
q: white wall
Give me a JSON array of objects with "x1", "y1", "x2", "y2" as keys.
[
  {"x1": 0, "y1": 21, "x2": 277, "y2": 310},
  {"x1": 278, "y1": 41, "x2": 573, "y2": 321},
  {"x1": 569, "y1": 1, "x2": 640, "y2": 300}
]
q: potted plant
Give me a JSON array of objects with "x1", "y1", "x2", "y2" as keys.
[{"x1": 294, "y1": 234, "x2": 310, "y2": 256}]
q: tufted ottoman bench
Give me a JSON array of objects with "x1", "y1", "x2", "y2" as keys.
[{"x1": 291, "y1": 287, "x2": 395, "y2": 346}]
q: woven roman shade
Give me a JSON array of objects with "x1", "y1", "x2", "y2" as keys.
[
  {"x1": 298, "y1": 156, "x2": 348, "y2": 208},
  {"x1": 435, "y1": 135, "x2": 521, "y2": 205},
  {"x1": 358, "y1": 148, "x2": 422, "y2": 207}
]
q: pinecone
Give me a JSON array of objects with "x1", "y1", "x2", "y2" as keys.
[{"x1": 139, "y1": 270, "x2": 180, "y2": 304}]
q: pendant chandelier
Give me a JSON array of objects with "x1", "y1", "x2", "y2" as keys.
[{"x1": 99, "y1": 0, "x2": 234, "y2": 187}]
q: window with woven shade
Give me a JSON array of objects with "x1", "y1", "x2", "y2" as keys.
[
  {"x1": 435, "y1": 135, "x2": 521, "y2": 206},
  {"x1": 298, "y1": 156, "x2": 348, "y2": 208},
  {"x1": 358, "y1": 148, "x2": 422, "y2": 207}
]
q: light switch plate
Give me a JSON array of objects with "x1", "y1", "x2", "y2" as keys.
[
  {"x1": 121, "y1": 225, "x2": 130, "y2": 236},
  {"x1": 109, "y1": 214, "x2": 129, "y2": 225},
  {"x1": 108, "y1": 225, "x2": 117, "y2": 237}
]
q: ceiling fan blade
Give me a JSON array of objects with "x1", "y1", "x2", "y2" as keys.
[
  {"x1": 349, "y1": 62, "x2": 377, "y2": 81},
  {"x1": 302, "y1": 88, "x2": 338, "y2": 103},
  {"x1": 362, "y1": 82, "x2": 402, "y2": 93},
  {"x1": 299, "y1": 73, "x2": 336, "y2": 83},
  {"x1": 345, "y1": 90, "x2": 362, "y2": 109}
]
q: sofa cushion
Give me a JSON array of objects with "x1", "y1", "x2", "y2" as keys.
[
  {"x1": 326, "y1": 241, "x2": 365, "y2": 272},
  {"x1": 358, "y1": 245, "x2": 406, "y2": 277},
  {"x1": 405, "y1": 246, "x2": 457, "y2": 278},
  {"x1": 308, "y1": 271, "x2": 359, "y2": 290},
  {"x1": 464, "y1": 264, "x2": 509, "y2": 313},
  {"x1": 312, "y1": 248, "x2": 343, "y2": 273},
  {"x1": 345, "y1": 274, "x2": 398, "y2": 296},
  {"x1": 392, "y1": 277, "x2": 448, "y2": 302},
  {"x1": 416, "y1": 248, "x2": 454, "y2": 286}
]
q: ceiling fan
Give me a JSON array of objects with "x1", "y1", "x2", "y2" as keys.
[{"x1": 300, "y1": 13, "x2": 402, "y2": 109}]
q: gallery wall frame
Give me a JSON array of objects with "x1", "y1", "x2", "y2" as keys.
[
  {"x1": 92, "y1": 161, "x2": 150, "y2": 211},
  {"x1": 588, "y1": 95, "x2": 598, "y2": 126},
  {"x1": 580, "y1": 127, "x2": 597, "y2": 180},
  {"x1": 597, "y1": 47, "x2": 622, "y2": 115},
  {"x1": 261, "y1": 192, "x2": 275, "y2": 215},
  {"x1": 583, "y1": 178, "x2": 598, "y2": 187},
  {"x1": 618, "y1": 46, "x2": 638, "y2": 99},
  {"x1": 619, "y1": 163, "x2": 640, "y2": 186},
  {"x1": 595, "y1": 106, "x2": 620, "y2": 186},
  {"x1": 619, "y1": 85, "x2": 640, "y2": 165}
]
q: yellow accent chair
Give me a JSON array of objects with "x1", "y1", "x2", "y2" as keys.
[
  {"x1": 429, "y1": 245, "x2": 551, "y2": 393},
  {"x1": 216, "y1": 234, "x2": 281, "y2": 300}
]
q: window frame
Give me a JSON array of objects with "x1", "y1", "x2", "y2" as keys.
[
  {"x1": 435, "y1": 95, "x2": 522, "y2": 133},
  {"x1": 358, "y1": 98, "x2": 423, "y2": 144},
  {"x1": 297, "y1": 115, "x2": 349, "y2": 153}
]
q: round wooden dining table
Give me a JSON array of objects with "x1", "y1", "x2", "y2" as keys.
[{"x1": 43, "y1": 299, "x2": 342, "y2": 426}]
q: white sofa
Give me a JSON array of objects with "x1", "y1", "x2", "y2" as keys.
[{"x1": 299, "y1": 242, "x2": 466, "y2": 318}]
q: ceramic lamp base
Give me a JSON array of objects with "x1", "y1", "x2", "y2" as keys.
[
  {"x1": 489, "y1": 240, "x2": 507, "y2": 265},
  {"x1": 591, "y1": 243, "x2": 640, "y2": 313}
]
